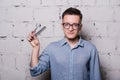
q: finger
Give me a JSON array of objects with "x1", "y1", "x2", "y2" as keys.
[
  {"x1": 28, "y1": 37, "x2": 32, "y2": 42},
  {"x1": 27, "y1": 37, "x2": 32, "y2": 42},
  {"x1": 30, "y1": 31, "x2": 37, "y2": 37},
  {"x1": 27, "y1": 34, "x2": 34, "y2": 41},
  {"x1": 27, "y1": 31, "x2": 37, "y2": 41},
  {"x1": 29, "y1": 31, "x2": 36, "y2": 36},
  {"x1": 31, "y1": 30, "x2": 36, "y2": 36},
  {"x1": 28, "y1": 34, "x2": 33, "y2": 39},
  {"x1": 33, "y1": 34, "x2": 37, "y2": 39}
]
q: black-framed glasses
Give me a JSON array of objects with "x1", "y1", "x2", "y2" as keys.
[{"x1": 62, "y1": 23, "x2": 81, "y2": 30}]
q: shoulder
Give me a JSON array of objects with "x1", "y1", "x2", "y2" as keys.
[
  {"x1": 81, "y1": 38, "x2": 97, "y2": 50},
  {"x1": 81, "y1": 39, "x2": 98, "y2": 57}
]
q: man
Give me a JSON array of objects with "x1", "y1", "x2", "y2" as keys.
[{"x1": 27, "y1": 7, "x2": 101, "y2": 80}]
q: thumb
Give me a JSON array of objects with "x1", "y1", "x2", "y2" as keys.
[{"x1": 31, "y1": 31, "x2": 37, "y2": 38}]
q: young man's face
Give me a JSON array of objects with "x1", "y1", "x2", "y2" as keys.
[{"x1": 62, "y1": 14, "x2": 82, "y2": 40}]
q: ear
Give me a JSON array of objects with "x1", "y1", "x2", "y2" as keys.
[
  {"x1": 78, "y1": 24, "x2": 82, "y2": 35},
  {"x1": 79, "y1": 24, "x2": 82, "y2": 31},
  {"x1": 61, "y1": 23, "x2": 63, "y2": 27}
]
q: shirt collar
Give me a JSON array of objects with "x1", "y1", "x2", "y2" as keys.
[
  {"x1": 60, "y1": 38, "x2": 67, "y2": 46},
  {"x1": 60, "y1": 37, "x2": 84, "y2": 47},
  {"x1": 77, "y1": 38, "x2": 84, "y2": 47}
]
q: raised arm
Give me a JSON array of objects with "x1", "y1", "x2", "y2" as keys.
[{"x1": 27, "y1": 31, "x2": 40, "y2": 67}]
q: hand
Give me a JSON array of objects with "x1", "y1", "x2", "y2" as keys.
[{"x1": 27, "y1": 31, "x2": 40, "y2": 48}]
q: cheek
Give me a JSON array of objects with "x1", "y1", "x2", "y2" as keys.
[
  {"x1": 75, "y1": 31, "x2": 79, "y2": 35},
  {"x1": 75, "y1": 29, "x2": 80, "y2": 33},
  {"x1": 74, "y1": 30, "x2": 81, "y2": 36}
]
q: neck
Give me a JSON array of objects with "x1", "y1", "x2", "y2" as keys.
[{"x1": 65, "y1": 36, "x2": 80, "y2": 48}]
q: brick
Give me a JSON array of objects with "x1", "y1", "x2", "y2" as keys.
[
  {"x1": 81, "y1": 21, "x2": 96, "y2": 36},
  {"x1": 79, "y1": 6, "x2": 114, "y2": 21},
  {"x1": 113, "y1": 7, "x2": 120, "y2": 21},
  {"x1": 81, "y1": 21, "x2": 108, "y2": 37},
  {"x1": 90, "y1": 37, "x2": 117, "y2": 53},
  {"x1": 27, "y1": 0, "x2": 41, "y2": 7},
  {"x1": 82, "y1": 0, "x2": 96, "y2": 6},
  {"x1": 41, "y1": 0, "x2": 69, "y2": 6},
  {"x1": 96, "y1": 0, "x2": 110, "y2": 6},
  {"x1": 33, "y1": 7, "x2": 59, "y2": 22},
  {"x1": 116, "y1": 39, "x2": 120, "y2": 52},
  {"x1": 12, "y1": 22, "x2": 33, "y2": 37},
  {"x1": 55, "y1": 0, "x2": 69, "y2": 5},
  {"x1": 19, "y1": 38, "x2": 33, "y2": 54},
  {"x1": 69, "y1": 0, "x2": 82, "y2": 5},
  {"x1": 12, "y1": 21, "x2": 54, "y2": 38},
  {"x1": 54, "y1": 21, "x2": 64, "y2": 37},
  {"x1": 0, "y1": 38, "x2": 23, "y2": 53},
  {"x1": 0, "y1": 54, "x2": 3, "y2": 68},
  {"x1": 99, "y1": 54, "x2": 111, "y2": 69},
  {"x1": 107, "y1": 22, "x2": 120, "y2": 38},
  {"x1": 41, "y1": 0, "x2": 56, "y2": 6},
  {"x1": 0, "y1": 7, "x2": 33, "y2": 22},
  {"x1": 0, "y1": 22, "x2": 12, "y2": 37},
  {"x1": 0, "y1": 7, "x2": 8, "y2": 22},
  {"x1": 0, "y1": 72, "x2": 2, "y2": 80},
  {"x1": 0, "y1": 37, "x2": 31, "y2": 55},
  {"x1": 105, "y1": 70, "x2": 120, "y2": 80},
  {"x1": 109, "y1": 54, "x2": 120, "y2": 70},
  {"x1": 110, "y1": 0, "x2": 120, "y2": 6},
  {"x1": 15, "y1": 54, "x2": 30, "y2": 71},
  {"x1": 0, "y1": 54, "x2": 29, "y2": 80},
  {"x1": 0, "y1": 0, "x2": 27, "y2": 7},
  {"x1": 93, "y1": 22, "x2": 108, "y2": 37},
  {"x1": 1, "y1": 68, "x2": 26, "y2": 80},
  {"x1": 2, "y1": 54, "x2": 16, "y2": 70},
  {"x1": 92, "y1": 7, "x2": 114, "y2": 21}
]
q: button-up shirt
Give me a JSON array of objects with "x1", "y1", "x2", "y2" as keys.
[{"x1": 30, "y1": 38, "x2": 101, "y2": 80}]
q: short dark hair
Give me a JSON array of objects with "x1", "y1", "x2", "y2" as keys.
[{"x1": 62, "y1": 7, "x2": 83, "y2": 21}]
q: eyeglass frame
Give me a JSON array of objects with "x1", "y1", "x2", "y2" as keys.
[{"x1": 62, "y1": 22, "x2": 82, "y2": 30}]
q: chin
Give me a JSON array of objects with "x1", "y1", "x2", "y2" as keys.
[
  {"x1": 66, "y1": 36, "x2": 77, "y2": 40},
  {"x1": 65, "y1": 34, "x2": 79, "y2": 40}
]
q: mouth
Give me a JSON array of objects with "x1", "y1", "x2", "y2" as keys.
[{"x1": 67, "y1": 32, "x2": 74, "y2": 34}]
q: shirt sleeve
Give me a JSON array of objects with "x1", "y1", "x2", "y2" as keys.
[
  {"x1": 89, "y1": 47, "x2": 101, "y2": 80},
  {"x1": 30, "y1": 48, "x2": 50, "y2": 77}
]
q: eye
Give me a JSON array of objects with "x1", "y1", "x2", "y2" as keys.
[
  {"x1": 63, "y1": 23, "x2": 69, "y2": 26},
  {"x1": 73, "y1": 23, "x2": 79, "y2": 27}
]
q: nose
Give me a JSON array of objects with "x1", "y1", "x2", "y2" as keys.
[{"x1": 68, "y1": 26, "x2": 74, "y2": 31}]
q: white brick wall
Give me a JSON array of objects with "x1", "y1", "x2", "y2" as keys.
[
  {"x1": 0, "y1": 0, "x2": 120, "y2": 80},
  {"x1": 0, "y1": 7, "x2": 33, "y2": 22}
]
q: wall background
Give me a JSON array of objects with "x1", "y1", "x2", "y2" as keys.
[{"x1": 0, "y1": 0, "x2": 120, "y2": 80}]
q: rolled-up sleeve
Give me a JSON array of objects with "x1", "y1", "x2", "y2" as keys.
[
  {"x1": 30, "y1": 48, "x2": 50, "y2": 77},
  {"x1": 89, "y1": 47, "x2": 101, "y2": 80}
]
